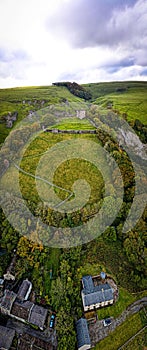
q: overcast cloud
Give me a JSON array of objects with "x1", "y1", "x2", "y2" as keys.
[{"x1": 0, "y1": 0, "x2": 147, "y2": 87}]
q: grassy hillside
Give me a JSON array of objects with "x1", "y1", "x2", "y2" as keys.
[
  {"x1": 0, "y1": 81, "x2": 146, "y2": 146},
  {"x1": 84, "y1": 81, "x2": 147, "y2": 125},
  {"x1": 0, "y1": 85, "x2": 82, "y2": 144}
]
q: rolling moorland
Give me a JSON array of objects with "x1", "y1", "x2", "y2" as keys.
[{"x1": 0, "y1": 81, "x2": 147, "y2": 349}]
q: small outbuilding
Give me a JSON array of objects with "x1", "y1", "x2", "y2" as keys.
[
  {"x1": 76, "y1": 318, "x2": 91, "y2": 350},
  {"x1": 17, "y1": 279, "x2": 32, "y2": 301}
]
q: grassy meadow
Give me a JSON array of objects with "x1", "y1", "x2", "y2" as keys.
[{"x1": 18, "y1": 129, "x2": 105, "y2": 211}]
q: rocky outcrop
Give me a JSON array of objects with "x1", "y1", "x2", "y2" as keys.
[
  {"x1": 118, "y1": 128, "x2": 147, "y2": 160},
  {"x1": 3, "y1": 111, "x2": 18, "y2": 128}
]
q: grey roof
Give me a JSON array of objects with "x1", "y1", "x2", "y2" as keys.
[
  {"x1": 82, "y1": 276, "x2": 113, "y2": 307},
  {"x1": 17, "y1": 279, "x2": 32, "y2": 301},
  {"x1": 0, "y1": 289, "x2": 17, "y2": 312},
  {"x1": 82, "y1": 275, "x2": 94, "y2": 293},
  {"x1": 76, "y1": 318, "x2": 91, "y2": 349},
  {"x1": 11, "y1": 300, "x2": 34, "y2": 321},
  {"x1": 0, "y1": 325, "x2": 15, "y2": 349},
  {"x1": 82, "y1": 281, "x2": 113, "y2": 307},
  {"x1": 17, "y1": 333, "x2": 53, "y2": 350},
  {"x1": 29, "y1": 304, "x2": 48, "y2": 329}
]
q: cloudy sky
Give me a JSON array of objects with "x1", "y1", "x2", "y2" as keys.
[{"x1": 0, "y1": 0, "x2": 147, "y2": 87}]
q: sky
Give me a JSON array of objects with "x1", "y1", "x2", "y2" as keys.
[{"x1": 0, "y1": 0, "x2": 147, "y2": 88}]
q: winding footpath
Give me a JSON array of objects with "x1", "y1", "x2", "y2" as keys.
[{"x1": 14, "y1": 163, "x2": 73, "y2": 209}]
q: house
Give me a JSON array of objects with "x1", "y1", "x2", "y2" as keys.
[
  {"x1": 0, "y1": 278, "x2": 48, "y2": 331},
  {"x1": 17, "y1": 279, "x2": 32, "y2": 301},
  {"x1": 29, "y1": 304, "x2": 48, "y2": 330},
  {"x1": 11, "y1": 300, "x2": 47, "y2": 330},
  {"x1": 0, "y1": 289, "x2": 17, "y2": 315},
  {"x1": 0, "y1": 325, "x2": 15, "y2": 350},
  {"x1": 81, "y1": 276, "x2": 114, "y2": 312},
  {"x1": 17, "y1": 333, "x2": 54, "y2": 350},
  {"x1": 76, "y1": 318, "x2": 91, "y2": 350},
  {"x1": 11, "y1": 300, "x2": 34, "y2": 322},
  {"x1": 11, "y1": 301, "x2": 47, "y2": 330}
]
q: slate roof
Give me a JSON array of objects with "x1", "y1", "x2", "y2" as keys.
[
  {"x1": 0, "y1": 289, "x2": 17, "y2": 313},
  {"x1": 82, "y1": 275, "x2": 94, "y2": 293},
  {"x1": 17, "y1": 279, "x2": 32, "y2": 301},
  {"x1": 11, "y1": 301, "x2": 47, "y2": 329},
  {"x1": 29, "y1": 304, "x2": 48, "y2": 329},
  {"x1": 0, "y1": 325, "x2": 15, "y2": 349},
  {"x1": 76, "y1": 318, "x2": 91, "y2": 349},
  {"x1": 82, "y1": 276, "x2": 113, "y2": 307},
  {"x1": 11, "y1": 300, "x2": 34, "y2": 321},
  {"x1": 17, "y1": 333, "x2": 53, "y2": 350}
]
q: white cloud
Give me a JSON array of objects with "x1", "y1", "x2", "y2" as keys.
[{"x1": 0, "y1": 0, "x2": 147, "y2": 87}]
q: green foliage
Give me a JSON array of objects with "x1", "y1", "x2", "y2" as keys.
[
  {"x1": 102, "y1": 226, "x2": 117, "y2": 242},
  {"x1": 50, "y1": 248, "x2": 83, "y2": 349}
]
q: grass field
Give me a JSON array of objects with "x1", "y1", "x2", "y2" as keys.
[
  {"x1": 123, "y1": 328, "x2": 147, "y2": 350},
  {"x1": 0, "y1": 81, "x2": 147, "y2": 147},
  {"x1": 94, "y1": 309, "x2": 147, "y2": 350},
  {"x1": 84, "y1": 81, "x2": 147, "y2": 125},
  {"x1": 17, "y1": 130, "x2": 105, "y2": 209},
  {"x1": 0, "y1": 85, "x2": 82, "y2": 144},
  {"x1": 51, "y1": 117, "x2": 96, "y2": 130}
]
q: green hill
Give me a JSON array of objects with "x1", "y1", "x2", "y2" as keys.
[
  {"x1": 84, "y1": 81, "x2": 147, "y2": 125},
  {"x1": 0, "y1": 81, "x2": 146, "y2": 145},
  {"x1": 0, "y1": 85, "x2": 82, "y2": 143}
]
